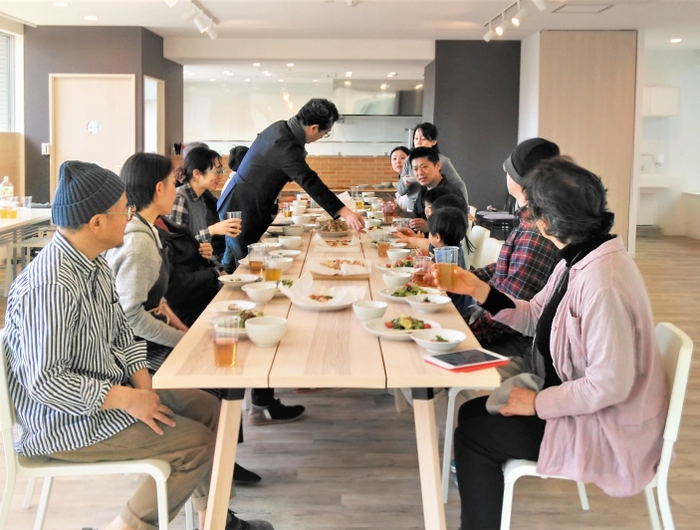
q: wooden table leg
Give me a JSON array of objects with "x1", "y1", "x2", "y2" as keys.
[
  {"x1": 204, "y1": 389, "x2": 244, "y2": 530},
  {"x1": 412, "y1": 388, "x2": 447, "y2": 530}
]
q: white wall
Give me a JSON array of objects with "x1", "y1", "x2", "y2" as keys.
[
  {"x1": 642, "y1": 49, "x2": 700, "y2": 235},
  {"x1": 518, "y1": 32, "x2": 540, "y2": 143},
  {"x1": 183, "y1": 81, "x2": 417, "y2": 156}
]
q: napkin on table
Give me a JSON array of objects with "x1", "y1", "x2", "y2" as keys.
[{"x1": 279, "y1": 272, "x2": 366, "y2": 307}]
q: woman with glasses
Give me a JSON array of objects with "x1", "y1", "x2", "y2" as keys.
[{"x1": 169, "y1": 146, "x2": 241, "y2": 263}]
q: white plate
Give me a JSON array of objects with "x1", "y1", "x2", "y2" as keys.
[
  {"x1": 291, "y1": 297, "x2": 354, "y2": 312},
  {"x1": 316, "y1": 230, "x2": 350, "y2": 238},
  {"x1": 218, "y1": 274, "x2": 259, "y2": 289},
  {"x1": 375, "y1": 263, "x2": 415, "y2": 274},
  {"x1": 208, "y1": 300, "x2": 257, "y2": 315},
  {"x1": 269, "y1": 249, "x2": 302, "y2": 260},
  {"x1": 379, "y1": 286, "x2": 441, "y2": 303},
  {"x1": 363, "y1": 317, "x2": 441, "y2": 341}
]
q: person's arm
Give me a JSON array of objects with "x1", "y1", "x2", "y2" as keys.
[
  {"x1": 109, "y1": 233, "x2": 184, "y2": 348},
  {"x1": 167, "y1": 193, "x2": 190, "y2": 230},
  {"x1": 396, "y1": 158, "x2": 411, "y2": 196},
  {"x1": 101, "y1": 384, "x2": 175, "y2": 435},
  {"x1": 472, "y1": 263, "x2": 496, "y2": 282},
  {"x1": 534, "y1": 289, "x2": 637, "y2": 418}
]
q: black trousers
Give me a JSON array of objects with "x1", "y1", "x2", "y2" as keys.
[{"x1": 454, "y1": 397, "x2": 546, "y2": 530}]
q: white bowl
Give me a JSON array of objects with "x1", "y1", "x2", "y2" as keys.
[
  {"x1": 292, "y1": 205, "x2": 306, "y2": 215},
  {"x1": 262, "y1": 242, "x2": 282, "y2": 251},
  {"x1": 242, "y1": 282, "x2": 278, "y2": 304},
  {"x1": 282, "y1": 225, "x2": 304, "y2": 236},
  {"x1": 390, "y1": 241, "x2": 408, "y2": 248},
  {"x1": 352, "y1": 300, "x2": 388, "y2": 322},
  {"x1": 262, "y1": 237, "x2": 278, "y2": 244},
  {"x1": 292, "y1": 214, "x2": 311, "y2": 225},
  {"x1": 296, "y1": 193, "x2": 310, "y2": 201},
  {"x1": 269, "y1": 249, "x2": 301, "y2": 260},
  {"x1": 405, "y1": 294, "x2": 452, "y2": 313},
  {"x1": 410, "y1": 329, "x2": 467, "y2": 353},
  {"x1": 386, "y1": 248, "x2": 411, "y2": 262},
  {"x1": 245, "y1": 316, "x2": 288, "y2": 347},
  {"x1": 365, "y1": 218, "x2": 381, "y2": 229},
  {"x1": 208, "y1": 300, "x2": 257, "y2": 316},
  {"x1": 362, "y1": 191, "x2": 375, "y2": 197},
  {"x1": 278, "y1": 235, "x2": 303, "y2": 249},
  {"x1": 382, "y1": 271, "x2": 413, "y2": 289},
  {"x1": 302, "y1": 223, "x2": 316, "y2": 232},
  {"x1": 358, "y1": 184, "x2": 368, "y2": 189},
  {"x1": 381, "y1": 181, "x2": 391, "y2": 187},
  {"x1": 218, "y1": 273, "x2": 259, "y2": 289},
  {"x1": 276, "y1": 257, "x2": 294, "y2": 272},
  {"x1": 292, "y1": 200, "x2": 308, "y2": 207},
  {"x1": 367, "y1": 211, "x2": 384, "y2": 219}
]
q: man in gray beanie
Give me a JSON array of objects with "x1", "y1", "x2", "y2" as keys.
[{"x1": 4, "y1": 160, "x2": 274, "y2": 530}]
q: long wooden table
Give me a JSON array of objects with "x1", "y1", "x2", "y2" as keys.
[{"x1": 153, "y1": 228, "x2": 501, "y2": 529}]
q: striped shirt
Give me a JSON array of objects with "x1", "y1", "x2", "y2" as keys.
[{"x1": 4, "y1": 232, "x2": 149, "y2": 456}]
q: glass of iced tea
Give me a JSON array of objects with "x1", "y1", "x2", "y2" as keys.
[
  {"x1": 211, "y1": 316, "x2": 241, "y2": 367},
  {"x1": 247, "y1": 244, "x2": 267, "y2": 275},
  {"x1": 263, "y1": 257, "x2": 282, "y2": 282},
  {"x1": 376, "y1": 231, "x2": 390, "y2": 258},
  {"x1": 412, "y1": 256, "x2": 433, "y2": 287},
  {"x1": 382, "y1": 202, "x2": 396, "y2": 224},
  {"x1": 433, "y1": 246, "x2": 460, "y2": 291}
]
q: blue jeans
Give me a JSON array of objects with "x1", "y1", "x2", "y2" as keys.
[{"x1": 222, "y1": 236, "x2": 246, "y2": 273}]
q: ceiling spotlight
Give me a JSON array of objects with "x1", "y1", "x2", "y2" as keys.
[
  {"x1": 210, "y1": 78, "x2": 216, "y2": 82},
  {"x1": 345, "y1": 71, "x2": 353, "y2": 77},
  {"x1": 287, "y1": 63, "x2": 294, "y2": 67},
  {"x1": 344, "y1": 81, "x2": 352, "y2": 86},
  {"x1": 163, "y1": 0, "x2": 178, "y2": 7},
  {"x1": 312, "y1": 79, "x2": 318, "y2": 83},
  {"x1": 495, "y1": 13, "x2": 506, "y2": 36},
  {"x1": 244, "y1": 79, "x2": 250, "y2": 82},
  {"x1": 670, "y1": 38, "x2": 682, "y2": 43},
  {"x1": 483, "y1": 21, "x2": 495, "y2": 42},
  {"x1": 380, "y1": 84, "x2": 388, "y2": 90},
  {"x1": 387, "y1": 72, "x2": 397, "y2": 78},
  {"x1": 182, "y1": 1, "x2": 199, "y2": 21},
  {"x1": 512, "y1": 2, "x2": 527, "y2": 26},
  {"x1": 253, "y1": 62, "x2": 260, "y2": 67},
  {"x1": 531, "y1": 0, "x2": 547, "y2": 12},
  {"x1": 205, "y1": 25, "x2": 218, "y2": 39},
  {"x1": 415, "y1": 84, "x2": 423, "y2": 90},
  {"x1": 84, "y1": 15, "x2": 97, "y2": 21},
  {"x1": 194, "y1": 13, "x2": 211, "y2": 33},
  {"x1": 54, "y1": 2, "x2": 68, "y2": 6},
  {"x1": 278, "y1": 79, "x2": 284, "y2": 82}
]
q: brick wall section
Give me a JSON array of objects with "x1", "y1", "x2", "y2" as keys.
[{"x1": 173, "y1": 155, "x2": 398, "y2": 193}]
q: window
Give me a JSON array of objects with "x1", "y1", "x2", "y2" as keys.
[{"x1": 0, "y1": 32, "x2": 14, "y2": 132}]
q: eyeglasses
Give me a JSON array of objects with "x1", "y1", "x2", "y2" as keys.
[
  {"x1": 323, "y1": 130, "x2": 331, "y2": 139},
  {"x1": 105, "y1": 205, "x2": 135, "y2": 222},
  {"x1": 209, "y1": 167, "x2": 226, "y2": 175}
]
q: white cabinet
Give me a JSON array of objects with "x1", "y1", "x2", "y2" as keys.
[{"x1": 642, "y1": 87, "x2": 680, "y2": 117}]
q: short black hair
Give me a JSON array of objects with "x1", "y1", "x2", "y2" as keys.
[
  {"x1": 408, "y1": 146, "x2": 440, "y2": 165},
  {"x1": 423, "y1": 186, "x2": 454, "y2": 207},
  {"x1": 431, "y1": 194, "x2": 468, "y2": 213},
  {"x1": 120, "y1": 153, "x2": 173, "y2": 211},
  {"x1": 524, "y1": 156, "x2": 615, "y2": 245},
  {"x1": 428, "y1": 207, "x2": 468, "y2": 247},
  {"x1": 228, "y1": 145, "x2": 249, "y2": 172},
  {"x1": 296, "y1": 98, "x2": 340, "y2": 131},
  {"x1": 413, "y1": 122, "x2": 439, "y2": 151},
  {"x1": 390, "y1": 146, "x2": 410, "y2": 157},
  {"x1": 176, "y1": 147, "x2": 222, "y2": 184}
]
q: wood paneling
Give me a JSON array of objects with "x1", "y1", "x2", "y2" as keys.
[
  {"x1": 0, "y1": 132, "x2": 22, "y2": 195},
  {"x1": 538, "y1": 31, "x2": 637, "y2": 246}
]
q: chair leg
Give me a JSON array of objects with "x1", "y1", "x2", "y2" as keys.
[
  {"x1": 500, "y1": 480, "x2": 516, "y2": 530},
  {"x1": 644, "y1": 485, "x2": 662, "y2": 530},
  {"x1": 441, "y1": 389, "x2": 459, "y2": 503},
  {"x1": 576, "y1": 481, "x2": 590, "y2": 511},
  {"x1": 34, "y1": 476, "x2": 53, "y2": 530},
  {"x1": 656, "y1": 480, "x2": 675, "y2": 530},
  {"x1": 0, "y1": 468, "x2": 17, "y2": 529},
  {"x1": 155, "y1": 478, "x2": 169, "y2": 530},
  {"x1": 185, "y1": 497, "x2": 195, "y2": 530},
  {"x1": 23, "y1": 477, "x2": 36, "y2": 509}
]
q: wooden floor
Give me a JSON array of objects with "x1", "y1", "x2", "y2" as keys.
[{"x1": 1, "y1": 236, "x2": 699, "y2": 529}]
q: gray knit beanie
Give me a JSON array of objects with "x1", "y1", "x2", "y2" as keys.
[{"x1": 52, "y1": 161, "x2": 125, "y2": 228}]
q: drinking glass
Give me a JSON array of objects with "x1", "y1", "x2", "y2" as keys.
[
  {"x1": 211, "y1": 316, "x2": 241, "y2": 367},
  {"x1": 247, "y1": 244, "x2": 267, "y2": 275},
  {"x1": 21, "y1": 196, "x2": 32, "y2": 209},
  {"x1": 413, "y1": 256, "x2": 433, "y2": 287},
  {"x1": 382, "y1": 202, "x2": 396, "y2": 224},
  {"x1": 263, "y1": 257, "x2": 282, "y2": 282},
  {"x1": 433, "y1": 246, "x2": 460, "y2": 291},
  {"x1": 226, "y1": 211, "x2": 242, "y2": 219},
  {"x1": 8, "y1": 197, "x2": 18, "y2": 219},
  {"x1": 376, "y1": 232, "x2": 390, "y2": 259}
]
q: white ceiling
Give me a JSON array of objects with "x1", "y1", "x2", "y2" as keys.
[{"x1": 2, "y1": 0, "x2": 700, "y2": 83}]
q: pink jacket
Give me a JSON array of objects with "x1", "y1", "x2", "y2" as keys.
[{"x1": 494, "y1": 237, "x2": 668, "y2": 497}]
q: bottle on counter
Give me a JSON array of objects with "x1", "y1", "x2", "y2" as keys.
[{"x1": 0, "y1": 176, "x2": 13, "y2": 219}]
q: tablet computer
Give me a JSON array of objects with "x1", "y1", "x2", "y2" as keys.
[{"x1": 424, "y1": 348, "x2": 510, "y2": 372}]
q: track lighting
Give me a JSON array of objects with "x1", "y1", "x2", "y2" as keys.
[
  {"x1": 182, "y1": 1, "x2": 199, "y2": 21},
  {"x1": 512, "y1": 2, "x2": 527, "y2": 26},
  {"x1": 531, "y1": 0, "x2": 547, "y2": 12},
  {"x1": 205, "y1": 25, "x2": 218, "y2": 39},
  {"x1": 483, "y1": 21, "x2": 495, "y2": 42},
  {"x1": 194, "y1": 13, "x2": 211, "y2": 33},
  {"x1": 495, "y1": 13, "x2": 506, "y2": 36}
]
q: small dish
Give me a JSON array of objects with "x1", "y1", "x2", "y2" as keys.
[
  {"x1": 242, "y1": 281, "x2": 278, "y2": 304},
  {"x1": 278, "y1": 235, "x2": 303, "y2": 249},
  {"x1": 208, "y1": 300, "x2": 257, "y2": 316},
  {"x1": 382, "y1": 271, "x2": 413, "y2": 289},
  {"x1": 352, "y1": 300, "x2": 388, "y2": 322},
  {"x1": 269, "y1": 249, "x2": 301, "y2": 260},
  {"x1": 282, "y1": 225, "x2": 304, "y2": 236},
  {"x1": 405, "y1": 294, "x2": 452, "y2": 313},
  {"x1": 245, "y1": 316, "x2": 287, "y2": 347},
  {"x1": 218, "y1": 274, "x2": 259, "y2": 289},
  {"x1": 386, "y1": 248, "x2": 411, "y2": 262},
  {"x1": 410, "y1": 329, "x2": 467, "y2": 353},
  {"x1": 379, "y1": 286, "x2": 441, "y2": 303},
  {"x1": 363, "y1": 317, "x2": 441, "y2": 341}
]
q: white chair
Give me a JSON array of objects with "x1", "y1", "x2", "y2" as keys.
[
  {"x1": 500, "y1": 322, "x2": 694, "y2": 530},
  {"x1": 0, "y1": 329, "x2": 173, "y2": 530},
  {"x1": 465, "y1": 226, "x2": 490, "y2": 269},
  {"x1": 477, "y1": 237, "x2": 503, "y2": 269},
  {"x1": 4, "y1": 234, "x2": 54, "y2": 297}
]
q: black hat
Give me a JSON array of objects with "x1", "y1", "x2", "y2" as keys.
[
  {"x1": 503, "y1": 138, "x2": 560, "y2": 185},
  {"x1": 52, "y1": 161, "x2": 124, "y2": 228}
]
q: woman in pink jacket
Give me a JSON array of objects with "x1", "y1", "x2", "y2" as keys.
[{"x1": 443, "y1": 157, "x2": 668, "y2": 530}]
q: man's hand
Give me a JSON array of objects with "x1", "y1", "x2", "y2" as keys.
[
  {"x1": 199, "y1": 243, "x2": 213, "y2": 260},
  {"x1": 338, "y1": 206, "x2": 365, "y2": 233},
  {"x1": 210, "y1": 218, "x2": 241, "y2": 237},
  {"x1": 409, "y1": 218, "x2": 428, "y2": 233},
  {"x1": 500, "y1": 387, "x2": 537, "y2": 417},
  {"x1": 102, "y1": 386, "x2": 176, "y2": 435}
]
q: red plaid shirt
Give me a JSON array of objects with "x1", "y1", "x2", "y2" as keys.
[{"x1": 470, "y1": 206, "x2": 560, "y2": 344}]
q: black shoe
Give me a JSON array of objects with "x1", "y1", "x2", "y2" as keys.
[
  {"x1": 234, "y1": 462, "x2": 262, "y2": 485},
  {"x1": 226, "y1": 509, "x2": 275, "y2": 530},
  {"x1": 249, "y1": 398, "x2": 305, "y2": 425}
]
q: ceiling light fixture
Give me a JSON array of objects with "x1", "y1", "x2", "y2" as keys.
[
  {"x1": 210, "y1": 78, "x2": 216, "y2": 82},
  {"x1": 345, "y1": 71, "x2": 353, "y2": 77},
  {"x1": 531, "y1": 0, "x2": 547, "y2": 12},
  {"x1": 205, "y1": 25, "x2": 218, "y2": 39},
  {"x1": 194, "y1": 13, "x2": 211, "y2": 33},
  {"x1": 483, "y1": 21, "x2": 495, "y2": 42},
  {"x1": 496, "y1": 13, "x2": 506, "y2": 36},
  {"x1": 182, "y1": 1, "x2": 199, "y2": 21},
  {"x1": 670, "y1": 38, "x2": 682, "y2": 43},
  {"x1": 54, "y1": 2, "x2": 68, "y2": 6},
  {"x1": 253, "y1": 62, "x2": 260, "y2": 67},
  {"x1": 312, "y1": 79, "x2": 318, "y2": 83},
  {"x1": 287, "y1": 63, "x2": 294, "y2": 67},
  {"x1": 344, "y1": 81, "x2": 352, "y2": 86},
  {"x1": 244, "y1": 78, "x2": 250, "y2": 82},
  {"x1": 415, "y1": 84, "x2": 424, "y2": 90},
  {"x1": 84, "y1": 15, "x2": 97, "y2": 21},
  {"x1": 163, "y1": 0, "x2": 178, "y2": 7},
  {"x1": 387, "y1": 72, "x2": 397, "y2": 78},
  {"x1": 380, "y1": 84, "x2": 388, "y2": 90},
  {"x1": 512, "y1": 1, "x2": 527, "y2": 26}
]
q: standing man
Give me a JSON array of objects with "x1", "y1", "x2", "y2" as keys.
[
  {"x1": 468, "y1": 138, "x2": 561, "y2": 360},
  {"x1": 4, "y1": 161, "x2": 273, "y2": 530},
  {"x1": 217, "y1": 98, "x2": 364, "y2": 270}
]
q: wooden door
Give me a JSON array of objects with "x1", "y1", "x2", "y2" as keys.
[{"x1": 49, "y1": 74, "x2": 136, "y2": 199}]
